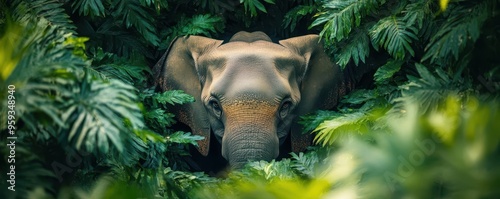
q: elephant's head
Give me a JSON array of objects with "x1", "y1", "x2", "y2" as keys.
[{"x1": 154, "y1": 31, "x2": 352, "y2": 169}]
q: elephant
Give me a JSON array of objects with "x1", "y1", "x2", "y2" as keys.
[{"x1": 153, "y1": 31, "x2": 370, "y2": 170}]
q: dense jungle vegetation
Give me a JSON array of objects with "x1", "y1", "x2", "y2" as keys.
[{"x1": 1, "y1": 0, "x2": 499, "y2": 198}]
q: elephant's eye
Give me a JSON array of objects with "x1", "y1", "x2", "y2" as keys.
[
  {"x1": 279, "y1": 100, "x2": 292, "y2": 119},
  {"x1": 209, "y1": 99, "x2": 222, "y2": 118}
]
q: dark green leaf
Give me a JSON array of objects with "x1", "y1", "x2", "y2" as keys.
[
  {"x1": 167, "y1": 131, "x2": 204, "y2": 146},
  {"x1": 312, "y1": 0, "x2": 382, "y2": 42},
  {"x1": 154, "y1": 90, "x2": 195, "y2": 106},
  {"x1": 370, "y1": 16, "x2": 418, "y2": 60},
  {"x1": 374, "y1": 59, "x2": 404, "y2": 83},
  {"x1": 72, "y1": 0, "x2": 106, "y2": 17}
]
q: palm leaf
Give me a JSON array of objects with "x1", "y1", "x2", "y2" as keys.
[
  {"x1": 290, "y1": 152, "x2": 320, "y2": 178},
  {"x1": 59, "y1": 75, "x2": 145, "y2": 159},
  {"x1": 313, "y1": 111, "x2": 369, "y2": 147},
  {"x1": 311, "y1": 0, "x2": 382, "y2": 42},
  {"x1": 167, "y1": 131, "x2": 204, "y2": 146},
  {"x1": 283, "y1": 4, "x2": 317, "y2": 32},
  {"x1": 154, "y1": 90, "x2": 195, "y2": 106},
  {"x1": 72, "y1": 0, "x2": 106, "y2": 17},
  {"x1": 112, "y1": 0, "x2": 160, "y2": 46},
  {"x1": 1, "y1": 18, "x2": 88, "y2": 132},
  {"x1": 11, "y1": 0, "x2": 76, "y2": 33},
  {"x1": 370, "y1": 15, "x2": 418, "y2": 60},
  {"x1": 335, "y1": 29, "x2": 371, "y2": 68},
  {"x1": 399, "y1": 63, "x2": 465, "y2": 114},
  {"x1": 422, "y1": 0, "x2": 495, "y2": 64},
  {"x1": 240, "y1": 0, "x2": 275, "y2": 17}
]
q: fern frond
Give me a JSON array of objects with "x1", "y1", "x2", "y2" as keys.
[
  {"x1": 184, "y1": 14, "x2": 225, "y2": 37},
  {"x1": 335, "y1": 29, "x2": 371, "y2": 68},
  {"x1": 92, "y1": 63, "x2": 149, "y2": 85},
  {"x1": 313, "y1": 112, "x2": 369, "y2": 147},
  {"x1": 370, "y1": 15, "x2": 418, "y2": 60},
  {"x1": 113, "y1": 0, "x2": 160, "y2": 46},
  {"x1": 402, "y1": 0, "x2": 435, "y2": 29},
  {"x1": 144, "y1": 108, "x2": 176, "y2": 130},
  {"x1": 300, "y1": 110, "x2": 340, "y2": 133},
  {"x1": 244, "y1": 159, "x2": 296, "y2": 180},
  {"x1": 312, "y1": 0, "x2": 382, "y2": 42},
  {"x1": 241, "y1": 0, "x2": 276, "y2": 17},
  {"x1": 422, "y1": 0, "x2": 496, "y2": 64},
  {"x1": 72, "y1": 0, "x2": 106, "y2": 17},
  {"x1": 341, "y1": 89, "x2": 376, "y2": 105},
  {"x1": 11, "y1": 0, "x2": 76, "y2": 33},
  {"x1": 154, "y1": 90, "x2": 195, "y2": 106},
  {"x1": 159, "y1": 14, "x2": 224, "y2": 50},
  {"x1": 399, "y1": 63, "x2": 465, "y2": 113},
  {"x1": 291, "y1": 152, "x2": 320, "y2": 178},
  {"x1": 167, "y1": 131, "x2": 204, "y2": 146},
  {"x1": 283, "y1": 4, "x2": 317, "y2": 32}
]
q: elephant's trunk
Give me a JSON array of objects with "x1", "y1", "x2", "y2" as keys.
[
  {"x1": 222, "y1": 126, "x2": 279, "y2": 169},
  {"x1": 221, "y1": 100, "x2": 280, "y2": 169}
]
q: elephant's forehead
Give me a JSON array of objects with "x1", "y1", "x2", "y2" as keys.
[
  {"x1": 201, "y1": 41, "x2": 301, "y2": 104},
  {"x1": 207, "y1": 41, "x2": 302, "y2": 64}
]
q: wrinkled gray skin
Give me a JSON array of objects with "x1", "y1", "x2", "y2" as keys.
[{"x1": 154, "y1": 31, "x2": 356, "y2": 169}]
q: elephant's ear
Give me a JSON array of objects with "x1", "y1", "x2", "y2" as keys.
[
  {"x1": 153, "y1": 35, "x2": 223, "y2": 156},
  {"x1": 279, "y1": 35, "x2": 348, "y2": 153}
]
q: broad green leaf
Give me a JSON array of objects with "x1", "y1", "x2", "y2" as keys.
[
  {"x1": 240, "y1": 0, "x2": 275, "y2": 17},
  {"x1": 313, "y1": 112, "x2": 369, "y2": 147},
  {"x1": 373, "y1": 59, "x2": 404, "y2": 83},
  {"x1": 422, "y1": 1, "x2": 494, "y2": 64},
  {"x1": 370, "y1": 15, "x2": 418, "y2": 60},
  {"x1": 154, "y1": 90, "x2": 195, "y2": 106},
  {"x1": 167, "y1": 131, "x2": 204, "y2": 146},
  {"x1": 312, "y1": 0, "x2": 382, "y2": 42},
  {"x1": 335, "y1": 30, "x2": 371, "y2": 68},
  {"x1": 72, "y1": 0, "x2": 106, "y2": 17}
]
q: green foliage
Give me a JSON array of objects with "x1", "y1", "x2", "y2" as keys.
[
  {"x1": 11, "y1": 0, "x2": 76, "y2": 33},
  {"x1": 422, "y1": 0, "x2": 496, "y2": 64},
  {"x1": 400, "y1": 63, "x2": 469, "y2": 113},
  {"x1": 313, "y1": 111, "x2": 370, "y2": 146},
  {"x1": 321, "y1": 97, "x2": 500, "y2": 199},
  {"x1": 335, "y1": 30, "x2": 371, "y2": 67},
  {"x1": 154, "y1": 90, "x2": 195, "y2": 106},
  {"x1": 373, "y1": 59, "x2": 404, "y2": 83},
  {"x1": 312, "y1": 0, "x2": 382, "y2": 43},
  {"x1": 240, "y1": 0, "x2": 276, "y2": 17},
  {"x1": 0, "y1": 1, "x2": 207, "y2": 197},
  {"x1": 0, "y1": 142, "x2": 55, "y2": 198},
  {"x1": 1, "y1": 0, "x2": 499, "y2": 198},
  {"x1": 72, "y1": 0, "x2": 106, "y2": 17},
  {"x1": 167, "y1": 131, "x2": 204, "y2": 146},
  {"x1": 88, "y1": 48, "x2": 150, "y2": 85},
  {"x1": 309, "y1": 0, "x2": 499, "y2": 148},
  {"x1": 112, "y1": 0, "x2": 160, "y2": 46},
  {"x1": 140, "y1": 89, "x2": 195, "y2": 131},
  {"x1": 59, "y1": 75, "x2": 144, "y2": 156},
  {"x1": 283, "y1": 3, "x2": 318, "y2": 32},
  {"x1": 311, "y1": 0, "x2": 499, "y2": 72},
  {"x1": 290, "y1": 151, "x2": 321, "y2": 178},
  {"x1": 158, "y1": 14, "x2": 224, "y2": 50},
  {"x1": 370, "y1": 15, "x2": 418, "y2": 59}
]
